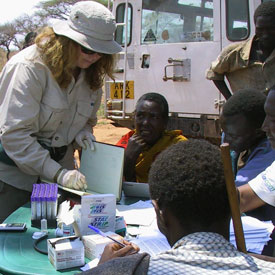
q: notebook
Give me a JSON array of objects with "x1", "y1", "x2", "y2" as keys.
[
  {"x1": 59, "y1": 141, "x2": 124, "y2": 201},
  {"x1": 122, "y1": 181, "x2": 150, "y2": 198}
]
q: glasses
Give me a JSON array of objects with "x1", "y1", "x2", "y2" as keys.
[{"x1": 80, "y1": 46, "x2": 104, "y2": 57}]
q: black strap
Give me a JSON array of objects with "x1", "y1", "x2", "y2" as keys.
[
  {"x1": 0, "y1": 141, "x2": 67, "y2": 166},
  {"x1": 33, "y1": 233, "x2": 48, "y2": 255},
  {"x1": 0, "y1": 142, "x2": 16, "y2": 166}
]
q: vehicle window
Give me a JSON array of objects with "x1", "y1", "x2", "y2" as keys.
[
  {"x1": 226, "y1": 0, "x2": 249, "y2": 41},
  {"x1": 115, "y1": 3, "x2": 133, "y2": 46},
  {"x1": 141, "y1": 0, "x2": 213, "y2": 44}
]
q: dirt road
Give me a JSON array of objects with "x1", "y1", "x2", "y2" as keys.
[{"x1": 93, "y1": 118, "x2": 130, "y2": 144}]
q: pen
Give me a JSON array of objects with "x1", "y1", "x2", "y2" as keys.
[{"x1": 88, "y1": 225, "x2": 126, "y2": 247}]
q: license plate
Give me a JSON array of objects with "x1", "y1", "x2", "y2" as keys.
[{"x1": 110, "y1": 81, "x2": 134, "y2": 99}]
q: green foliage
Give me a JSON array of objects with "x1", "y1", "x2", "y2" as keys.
[{"x1": 97, "y1": 103, "x2": 105, "y2": 118}]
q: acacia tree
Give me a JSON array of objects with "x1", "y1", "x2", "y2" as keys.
[
  {"x1": 34, "y1": 0, "x2": 109, "y2": 21},
  {"x1": 0, "y1": 0, "x2": 111, "y2": 58},
  {"x1": 0, "y1": 24, "x2": 19, "y2": 59},
  {"x1": 14, "y1": 14, "x2": 46, "y2": 36},
  {"x1": 34, "y1": 0, "x2": 78, "y2": 21},
  {"x1": 0, "y1": 16, "x2": 44, "y2": 56}
]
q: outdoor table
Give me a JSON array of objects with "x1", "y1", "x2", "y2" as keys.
[{"x1": 0, "y1": 194, "x2": 143, "y2": 274}]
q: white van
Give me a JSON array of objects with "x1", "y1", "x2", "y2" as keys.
[{"x1": 105, "y1": 0, "x2": 268, "y2": 143}]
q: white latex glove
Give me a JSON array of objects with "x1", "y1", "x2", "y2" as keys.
[
  {"x1": 57, "y1": 169, "x2": 88, "y2": 191},
  {"x1": 75, "y1": 129, "x2": 96, "y2": 150}
]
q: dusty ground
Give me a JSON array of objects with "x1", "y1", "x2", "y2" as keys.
[{"x1": 93, "y1": 118, "x2": 130, "y2": 144}]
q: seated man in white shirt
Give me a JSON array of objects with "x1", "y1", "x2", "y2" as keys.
[{"x1": 239, "y1": 89, "x2": 275, "y2": 212}]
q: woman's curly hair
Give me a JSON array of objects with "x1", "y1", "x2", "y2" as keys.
[{"x1": 35, "y1": 27, "x2": 115, "y2": 90}]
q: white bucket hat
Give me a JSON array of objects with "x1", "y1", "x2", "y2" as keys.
[{"x1": 52, "y1": 1, "x2": 122, "y2": 54}]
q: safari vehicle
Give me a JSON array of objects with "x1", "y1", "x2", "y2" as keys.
[{"x1": 105, "y1": 0, "x2": 267, "y2": 143}]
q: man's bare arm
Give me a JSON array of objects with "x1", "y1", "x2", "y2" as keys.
[
  {"x1": 238, "y1": 184, "x2": 266, "y2": 213},
  {"x1": 213, "y1": 80, "x2": 232, "y2": 100}
]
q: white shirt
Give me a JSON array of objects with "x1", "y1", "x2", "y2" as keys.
[{"x1": 249, "y1": 161, "x2": 275, "y2": 207}]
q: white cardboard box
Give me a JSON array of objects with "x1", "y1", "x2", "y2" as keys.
[
  {"x1": 80, "y1": 194, "x2": 116, "y2": 236},
  {"x1": 82, "y1": 232, "x2": 122, "y2": 260},
  {"x1": 47, "y1": 236, "x2": 85, "y2": 270}
]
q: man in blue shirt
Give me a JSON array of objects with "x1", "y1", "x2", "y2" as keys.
[
  {"x1": 239, "y1": 88, "x2": 275, "y2": 213},
  {"x1": 221, "y1": 88, "x2": 275, "y2": 255},
  {"x1": 221, "y1": 89, "x2": 275, "y2": 188}
]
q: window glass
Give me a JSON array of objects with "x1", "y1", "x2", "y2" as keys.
[
  {"x1": 226, "y1": 0, "x2": 249, "y2": 41},
  {"x1": 141, "y1": 0, "x2": 213, "y2": 44},
  {"x1": 115, "y1": 3, "x2": 132, "y2": 46}
]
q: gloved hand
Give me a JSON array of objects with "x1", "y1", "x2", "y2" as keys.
[
  {"x1": 75, "y1": 129, "x2": 96, "y2": 150},
  {"x1": 57, "y1": 169, "x2": 88, "y2": 191}
]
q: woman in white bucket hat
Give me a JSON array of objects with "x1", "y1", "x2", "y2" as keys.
[{"x1": 0, "y1": 1, "x2": 122, "y2": 222}]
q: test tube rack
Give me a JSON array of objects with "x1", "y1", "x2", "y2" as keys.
[{"x1": 31, "y1": 183, "x2": 58, "y2": 228}]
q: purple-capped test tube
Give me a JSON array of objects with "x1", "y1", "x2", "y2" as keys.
[
  {"x1": 40, "y1": 184, "x2": 46, "y2": 219},
  {"x1": 49, "y1": 184, "x2": 54, "y2": 219},
  {"x1": 36, "y1": 184, "x2": 42, "y2": 220},
  {"x1": 31, "y1": 184, "x2": 37, "y2": 220},
  {"x1": 45, "y1": 184, "x2": 52, "y2": 220},
  {"x1": 34, "y1": 184, "x2": 40, "y2": 220},
  {"x1": 52, "y1": 184, "x2": 58, "y2": 219}
]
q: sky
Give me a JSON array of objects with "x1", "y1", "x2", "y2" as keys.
[{"x1": 0, "y1": 0, "x2": 39, "y2": 25}]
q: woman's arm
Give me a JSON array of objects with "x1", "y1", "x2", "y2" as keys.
[{"x1": 0, "y1": 62, "x2": 61, "y2": 181}]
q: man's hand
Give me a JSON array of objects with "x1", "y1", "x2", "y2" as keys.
[
  {"x1": 124, "y1": 134, "x2": 148, "y2": 181},
  {"x1": 126, "y1": 134, "x2": 147, "y2": 160},
  {"x1": 98, "y1": 240, "x2": 140, "y2": 265},
  {"x1": 57, "y1": 169, "x2": 88, "y2": 191}
]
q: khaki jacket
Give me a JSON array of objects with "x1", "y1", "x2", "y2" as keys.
[
  {"x1": 0, "y1": 45, "x2": 102, "y2": 191},
  {"x1": 206, "y1": 37, "x2": 275, "y2": 94}
]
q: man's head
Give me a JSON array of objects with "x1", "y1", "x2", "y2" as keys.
[
  {"x1": 254, "y1": 1, "x2": 275, "y2": 51},
  {"x1": 262, "y1": 89, "x2": 275, "y2": 149},
  {"x1": 22, "y1": 31, "x2": 37, "y2": 49},
  {"x1": 149, "y1": 139, "x2": 230, "y2": 245},
  {"x1": 221, "y1": 89, "x2": 266, "y2": 153},
  {"x1": 135, "y1": 93, "x2": 169, "y2": 145}
]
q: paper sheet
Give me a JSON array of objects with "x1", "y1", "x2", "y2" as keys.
[
  {"x1": 116, "y1": 200, "x2": 155, "y2": 226},
  {"x1": 230, "y1": 216, "x2": 274, "y2": 254},
  {"x1": 132, "y1": 238, "x2": 170, "y2": 257},
  {"x1": 80, "y1": 258, "x2": 99, "y2": 271}
]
